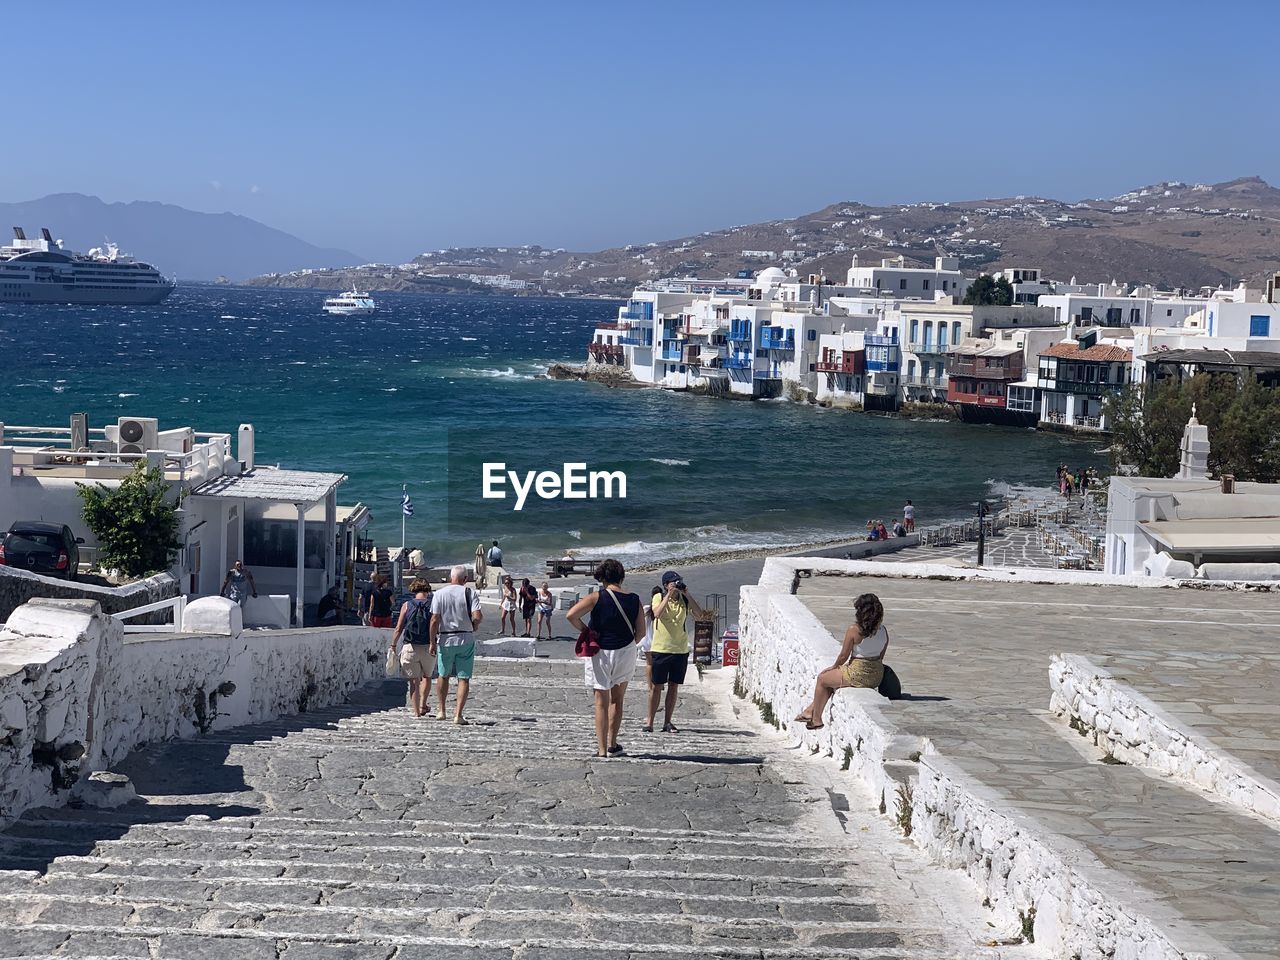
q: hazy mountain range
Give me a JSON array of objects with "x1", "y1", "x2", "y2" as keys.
[
  {"x1": 8, "y1": 178, "x2": 1280, "y2": 295},
  {"x1": 248, "y1": 176, "x2": 1280, "y2": 297},
  {"x1": 0, "y1": 193, "x2": 361, "y2": 281}
]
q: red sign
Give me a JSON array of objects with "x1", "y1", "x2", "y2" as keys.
[{"x1": 722, "y1": 639, "x2": 740, "y2": 666}]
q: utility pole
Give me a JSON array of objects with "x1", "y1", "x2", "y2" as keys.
[{"x1": 976, "y1": 499, "x2": 989, "y2": 567}]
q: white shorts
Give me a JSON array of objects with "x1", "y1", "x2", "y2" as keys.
[{"x1": 585, "y1": 643, "x2": 639, "y2": 690}]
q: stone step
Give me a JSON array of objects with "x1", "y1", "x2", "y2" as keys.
[
  {"x1": 0, "y1": 920, "x2": 935, "y2": 959},
  {"x1": 0, "y1": 891, "x2": 902, "y2": 946},
  {"x1": 2, "y1": 817, "x2": 832, "y2": 859},
  {"x1": 0, "y1": 834, "x2": 841, "y2": 879},
  {"x1": 3, "y1": 851, "x2": 858, "y2": 895},
  {"x1": 16, "y1": 810, "x2": 815, "y2": 845}
]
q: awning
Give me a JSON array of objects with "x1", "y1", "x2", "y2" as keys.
[
  {"x1": 192, "y1": 468, "x2": 345, "y2": 505},
  {"x1": 1141, "y1": 517, "x2": 1280, "y2": 554}
]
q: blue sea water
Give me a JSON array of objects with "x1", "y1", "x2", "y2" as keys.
[{"x1": 0, "y1": 285, "x2": 1107, "y2": 570}]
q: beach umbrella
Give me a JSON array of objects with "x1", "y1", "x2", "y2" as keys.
[{"x1": 474, "y1": 542, "x2": 487, "y2": 589}]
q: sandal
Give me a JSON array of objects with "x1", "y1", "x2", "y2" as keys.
[
  {"x1": 793, "y1": 712, "x2": 812, "y2": 724},
  {"x1": 805, "y1": 720, "x2": 825, "y2": 730},
  {"x1": 641, "y1": 724, "x2": 653, "y2": 733},
  {"x1": 607, "y1": 744, "x2": 625, "y2": 755},
  {"x1": 662, "y1": 722, "x2": 680, "y2": 733},
  {"x1": 454, "y1": 717, "x2": 470, "y2": 726}
]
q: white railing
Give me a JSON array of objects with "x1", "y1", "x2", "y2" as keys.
[
  {"x1": 0, "y1": 425, "x2": 232, "y2": 485},
  {"x1": 112, "y1": 595, "x2": 187, "y2": 634}
]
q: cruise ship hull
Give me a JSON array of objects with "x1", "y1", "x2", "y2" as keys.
[{"x1": 0, "y1": 282, "x2": 175, "y2": 306}]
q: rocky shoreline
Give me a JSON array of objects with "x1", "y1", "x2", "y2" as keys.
[{"x1": 545, "y1": 362, "x2": 647, "y2": 388}]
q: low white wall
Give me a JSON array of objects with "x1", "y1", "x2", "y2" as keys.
[
  {"x1": 737, "y1": 557, "x2": 1248, "y2": 960},
  {"x1": 915, "y1": 756, "x2": 1230, "y2": 960},
  {"x1": 0, "y1": 600, "x2": 119, "y2": 827},
  {"x1": 0, "y1": 597, "x2": 386, "y2": 829},
  {"x1": 1050, "y1": 654, "x2": 1280, "y2": 825}
]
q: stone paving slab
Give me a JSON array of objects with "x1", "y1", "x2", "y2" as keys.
[
  {"x1": 0, "y1": 660, "x2": 1012, "y2": 959},
  {"x1": 797, "y1": 573, "x2": 1280, "y2": 960}
]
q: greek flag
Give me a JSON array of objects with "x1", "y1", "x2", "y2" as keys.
[{"x1": 401, "y1": 485, "x2": 414, "y2": 517}]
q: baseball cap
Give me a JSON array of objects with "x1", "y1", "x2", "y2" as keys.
[{"x1": 661, "y1": 570, "x2": 682, "y2": 586}]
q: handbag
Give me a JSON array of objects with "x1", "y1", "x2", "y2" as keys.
[
  {"x1": 385, "y1": 646, "x2": 400, "y2": 678},
  {"x1": 581, "y1": 586, "x2": 634, "y2": 660},
  {"x1": 574, "y1": 628, "x2": 600, "y2": 658}
]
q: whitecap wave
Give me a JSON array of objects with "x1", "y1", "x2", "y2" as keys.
[
  {"x1": 460, "y1": 336, "x2": 479, "y2": 341},
  {"x1": 649, "y1": 458, "x2": 691, "y2": 467},
  {"x1": 118, "y1": 393, "x2": 138, "y2": 398}
]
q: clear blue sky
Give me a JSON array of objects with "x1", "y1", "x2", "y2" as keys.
[{"x1": 7, "y1": 0, "x2": 1272, "y2": 262}]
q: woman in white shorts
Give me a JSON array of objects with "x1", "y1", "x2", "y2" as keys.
[
  {"x1": 499, "y1": 576, "x2": 518, "y2": 636},
  {"x1": 567, "y1": 559, "x2": 644, "y2": 759}
]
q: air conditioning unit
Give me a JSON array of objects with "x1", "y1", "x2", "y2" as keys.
[{"x1": 117, "y1": 416, "x2": 159, "y2": 455}]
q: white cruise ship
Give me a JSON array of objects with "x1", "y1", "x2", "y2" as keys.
[
  {"x1": 323, "y1": 288, "x2": 376, "y2": 315},
  {"x1": 0, "y1": 227, "x2": 174, "y2": 306}
]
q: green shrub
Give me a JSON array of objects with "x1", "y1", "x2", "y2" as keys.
[{"x1": 78, "y1": 464, "x2": 184, "y2": 578}]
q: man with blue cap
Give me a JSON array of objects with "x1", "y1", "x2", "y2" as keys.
[{"x1": 645, "y1": 569, "x2": 711, "y2": 733}]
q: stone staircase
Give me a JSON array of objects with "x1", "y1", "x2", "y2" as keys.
[{"x1": 0, "y1": 661, "x2": 1000, "y2": 959}]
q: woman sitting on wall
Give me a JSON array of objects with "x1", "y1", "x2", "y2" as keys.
[{"x1": 793, "y1": 593, "x2": 887, "y2": 730}]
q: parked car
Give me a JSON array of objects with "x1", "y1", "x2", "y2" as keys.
[{"x1": 0, "y1": 522, "x2": 83, "y2": 580}]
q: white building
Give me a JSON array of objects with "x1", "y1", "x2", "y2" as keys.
[
  {"x1": 1132, "y1": 300, "x2": 1280, "y2": 385},
  {"x1": 846, "y1": 254, "x2": 970, "y2": 301},
  {"x1": 1038, "y1": 289, "x2": 1209, "y2": 329},
  {"x1": 0, "y1": 417, "x2": 367, "y2": 627},
  {"x1": 1035, "y1": 329, "x2": 1134, "y2": 431},
  {"x1": 991, "y1": 267, "x2": 1053, "y2": 304}
]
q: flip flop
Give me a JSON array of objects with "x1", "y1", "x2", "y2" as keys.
[
  {"x1": 793, "y1": 712, "x2": 812, "y2": 723},
  {"x1": 662, "y1": 723, "x2": 680, "y2": 733},
  {"x1": 454, "y1": 717, "x2": 470, "y2": 726},
  {"x1": 805, "y1": 720, "x2": 825, "y2": 730}
]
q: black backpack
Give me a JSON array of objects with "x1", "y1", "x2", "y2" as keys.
[{"x1": 404, "y1": 598, "x2": 432, "y2": 645}]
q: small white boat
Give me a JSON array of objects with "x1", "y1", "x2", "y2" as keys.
[{"x1": 323, "y1": 288, "x2": 376, "y2": 315}]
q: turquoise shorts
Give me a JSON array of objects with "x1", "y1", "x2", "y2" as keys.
[{"x1": 437, "y1": 642, "x2": 475, "y2": 680}]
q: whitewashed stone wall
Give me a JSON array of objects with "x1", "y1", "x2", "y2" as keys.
[
  {"x1": 915, "y1": 756, "x2": 1231, "y2": 960},
  {"x1": 737, "y1": 558, "x2": 1243, "y2": 960},
  {"x1": 1, "y1": 597, "x2": 386, "y2": 828},
  {"x1": 0, "y1": 600, "x2": 119, "y2": 827},
  {"x1": 1050, "y1": 654, "x2": 1280, "y2": 825}
]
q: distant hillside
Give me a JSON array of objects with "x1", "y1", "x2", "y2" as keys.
[
  {"x1": 248, "y1": 176, "x2": 1280, "y2": 297},
  {"x1": 0, "y1": 193, "x2": 362, "y2": 281}
]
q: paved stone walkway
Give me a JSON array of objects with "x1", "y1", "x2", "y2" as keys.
[
  {"x1": 0, "y1": 660, "x2": 1008, "y2": 959},
  {"x1": 798, "y1": 574, "x2": 1280, "y2": 960}
]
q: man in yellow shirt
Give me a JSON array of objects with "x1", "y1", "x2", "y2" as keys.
[{"x1": 645, "y1": 570, "x2": 711, "y2": 733}]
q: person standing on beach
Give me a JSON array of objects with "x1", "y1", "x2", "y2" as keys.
[
  {"x1": 519, "y1": 578, "x2": 538, "y2": 637},
  {"x1": 567, "y1": 559, "x2": 644, "y2": 758},
  {"x1": 391, "y1": 579, "x2": 435, "y2": 717},
  {"x1": 431, "y1": 565, "x2": 483, "y2": 724},
  {"x1": 903, "y1": 500, "x2": 915, "y2": 533},
  {"x1": 368, "y1": 574, "x2": 396, "y2": 629},
  {"x1": 645, "y1": 571, "x2": 711, "y2": 734}
]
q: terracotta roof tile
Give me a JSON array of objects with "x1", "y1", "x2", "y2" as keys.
[{"x1": 1039, "y1": 342, "x2": 1132, "y2": 362}]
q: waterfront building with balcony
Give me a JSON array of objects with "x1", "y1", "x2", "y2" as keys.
[
  {"x1": 814, "y1": 329, "x2": 872, "y2": 408},
  {"x1": 587, "y1": 322, "x2": 625, "y2": 365},
  {"x1": 890, "y1": 301, "x2": 1058, "y2": 406},
  {"x1": 1036, "y1": 330, "x2": 1133, "y2": 432},
  {"x1": 947, "y1": 338, "x2": 1037, "y2": 426}
]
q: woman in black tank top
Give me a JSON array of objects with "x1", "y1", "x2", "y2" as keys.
[{"x1": 567, "y1": 559, "x2": 644, "y2": 758}]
